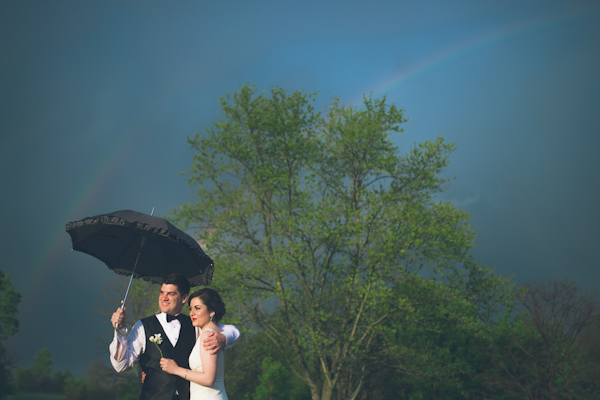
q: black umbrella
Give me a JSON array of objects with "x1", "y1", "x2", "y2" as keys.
[{"x1": 66, "y1": 209, "x2": 213, "y2": 307}]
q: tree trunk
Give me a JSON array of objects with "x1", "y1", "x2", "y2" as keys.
[{"x1": 319, "y1": 380, "x2": 334, "y2": 400}]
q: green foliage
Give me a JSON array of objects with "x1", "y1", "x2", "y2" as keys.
[
  {"x1": 119, "y1": 278, "x2": 162, "y2": 320},
  {"x1": 224, "y1": 331, "x2": 272, "y2": 400},
  {"x1": 171, "y1": 83, "x2": 511, "y2": 400},
  {"x1": 351, "y1": 274, "x2": 507, "y2": 400},
  {"x1": 0, "y1": 270, "x2": 21, "y2": 396},
  {"x1": 487, "y1": 281, "x2": 600, "y2": 400},
  {"x1": 0, "y1": 342, "x2": 17, "y2": 396},
  {"x1": 62, "y1": 375, "x2": 87, "y2": 400},
  {"x1": 577, "y1": 316, "x2": 600, "y2": 396},
  {"x1": 15, "y1": 348, "x2": 62, "y2": 393},
  {"x1": 30, "y1": 348, "x2": 53, "y2": 377},
  {"x1": 14, "y1": 392, "x2": 66, "y2": 399},
  {"x1": 14, "y1": 350, "x2": 141, "y2": 400},
  {"x1": 0, "y1": 270, "x2": 21, "y2": 341},
  {"x1": 95, "y1": 277, "x2": 162, "y2": 325},
  {"x1": 60, "y1": 368, "x2": 140, "y2": 400},
  {"x1": 253, "y1": 357, "x2": 293, "y2": 400},
  {"x1": 224, "y1": 330, "x2": 310, "y2": 400}
]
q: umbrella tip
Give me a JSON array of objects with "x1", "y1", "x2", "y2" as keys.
[{"x1": 151, "y1": 207, "x2": 155, "y2": 216}]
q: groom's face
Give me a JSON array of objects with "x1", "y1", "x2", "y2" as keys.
[{"x1": 158, "y1": 283, "x2": 188, "y2": 316}]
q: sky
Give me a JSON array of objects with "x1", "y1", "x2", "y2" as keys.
[{"x1": 1, "y1": 0, "x2": 599, "y2": 375}]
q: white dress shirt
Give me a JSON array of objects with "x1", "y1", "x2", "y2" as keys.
[{"x1": 109, "y1": 312, "x2": 240, "y2": 373}]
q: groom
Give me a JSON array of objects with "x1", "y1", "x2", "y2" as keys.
[{"x1": 110, "y1": 273, "x2": 240, "y2": 400}]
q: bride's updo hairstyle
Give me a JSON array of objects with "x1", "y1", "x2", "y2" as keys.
[{"x1": 188, "y1": 288, "x2": 226, "y2": 323}]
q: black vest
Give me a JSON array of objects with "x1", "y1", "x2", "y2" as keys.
[{"x1": 139, "y1": 315, "x2": 196, "y2": 400}]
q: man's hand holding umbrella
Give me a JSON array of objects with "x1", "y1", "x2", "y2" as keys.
[
  {"x1": 111, "y1": 307, "x2": 127, "y2": 330},
  {"x1": 110, "y1": 306, "x2": 129, "y2": 360}
]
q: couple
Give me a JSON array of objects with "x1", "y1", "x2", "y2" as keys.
[{"x1": 110, "y1": 273, "x2": 238, "y2": 400}]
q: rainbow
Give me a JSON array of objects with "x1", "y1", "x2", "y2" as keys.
[
  {"x1": 357, "y1": 3, "x2": 599, "y2": 104},
  {"x1": 26, "y1": 130, "x2": 140, "y2": 298},
  {"x1": 27, "y1": 2, "x2": 599, "y2": 298},
  {"x1": 27, "y1": 66, "x2": 209, "y2": 298}
]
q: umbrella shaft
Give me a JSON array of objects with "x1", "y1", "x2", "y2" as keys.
[{"x1": 121, "y1": 236, "x2": 147, "y2": 308}]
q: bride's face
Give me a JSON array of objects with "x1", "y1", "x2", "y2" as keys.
[{"x1": 189, "y1": 297, "x2": 213, "y2": 328}]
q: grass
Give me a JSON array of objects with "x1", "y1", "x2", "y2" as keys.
[{"x1": 12, "y1": 391, "x2": 66, "y2": 400}]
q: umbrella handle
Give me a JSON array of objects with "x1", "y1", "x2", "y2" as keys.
[
  {"x1": 114, "y1": 300, "x2": 129, "y2": 336},
  {"x1": 114, "y1": 322, "x2": 129, "y2": 337}
]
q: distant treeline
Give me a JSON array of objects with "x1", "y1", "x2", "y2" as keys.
[{"x1": 5, "y1": 279, "x2": 599, "y2": 400}]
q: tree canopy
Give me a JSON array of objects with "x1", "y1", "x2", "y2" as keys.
[
  {"x1": 171, "y1": 84, "x2": 512, "y2": 400},
  {"x1": 0, "y1": 270, "x2": 21, "y2": 341},
  {"x1": 0, "y1": 269, "x2": 21, "y2": 396}
]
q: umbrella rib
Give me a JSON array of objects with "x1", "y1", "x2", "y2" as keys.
[{"x1": 159, "y1": 236, "x2": 170, "y2": 278}]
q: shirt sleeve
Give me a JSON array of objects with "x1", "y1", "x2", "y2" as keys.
[
  {"x1": 109, "y1": 320, "x2": 146, "y2": 372},
  {"x1": 219, "y1": 323, "x2": 241, "y2": 349}
]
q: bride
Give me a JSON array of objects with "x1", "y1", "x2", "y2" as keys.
[{"x1": 160, "y1": 288, "x2": 229, "y2": 399}]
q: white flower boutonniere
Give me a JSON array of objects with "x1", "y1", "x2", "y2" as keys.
[{"x1": 149, "y1": 333, "x2": 164, "y2": 357}]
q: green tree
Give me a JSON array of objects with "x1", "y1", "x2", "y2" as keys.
[
  {"x1": 15, "y1": 348, "x2": 61, "y2": 392},
  {"x1": 60, "y1": 358, "x2": 140, "y2": 400},
  {"x1": 0, "y1": 342, "x2": 16, "y2": 397},
  {"x1": 96, "y1": 276, "x2": 162, "y2": 326},
  {"x1": 489, "y1": 280, "x2": 600, "y2": 400},
  {"x1": 223, "y1": 327, "x2": 309, "y2": 400},
  {"x1": 30, "y1": 348, "x2": 53, "y2": 377},
  {"x1": 367, "y1": 274, "x2": 507, "y2": 400},
  {"x1": 172, "y1": 84, "x2": 510, "y2": 400},
  {"x1": 253, "y1": 357, "x2": 292, "y2": 400},
  {"x1": 578, "y1": 315, "x2": 600, "y2": 396},
  {"x1": 0, "y1": 269, "x2": 21, "y2": 396},
  {"x1": 0, "y1": 270, "x2": 21, "y2": 341}
]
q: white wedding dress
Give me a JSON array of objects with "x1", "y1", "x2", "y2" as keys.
[{"x1": 189, "y1": 328, "x2": 228, "y2": 400}]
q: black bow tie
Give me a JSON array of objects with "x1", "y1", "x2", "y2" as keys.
[{"x1": 166, "y1": 314, "x2": 184, "y2": 323}]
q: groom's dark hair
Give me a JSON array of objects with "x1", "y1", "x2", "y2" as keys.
[{"x1": 162, "y1": 273, "x2": 191, "y2": 295}]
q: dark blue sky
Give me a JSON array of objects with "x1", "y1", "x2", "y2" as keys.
[{"x1": 2, "y1": 0, "x2": 599, "y2": 374}]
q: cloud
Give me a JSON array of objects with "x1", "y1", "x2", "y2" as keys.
[{"x1": 446, "y1": 192, "x2": 481, "y2": 208}]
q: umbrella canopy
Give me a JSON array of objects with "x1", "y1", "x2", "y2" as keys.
[{"x1": 65, "y1": 209, "x2": 213, "y2": 286}]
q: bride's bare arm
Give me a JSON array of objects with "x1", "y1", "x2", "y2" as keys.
[{"x1": 160, "y1": 330, "x2": 218, "y2": 386}]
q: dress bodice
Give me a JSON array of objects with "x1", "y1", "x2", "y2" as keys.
[{"x1": 189, "y1": 328, "x2": 228, "y2": 400}]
